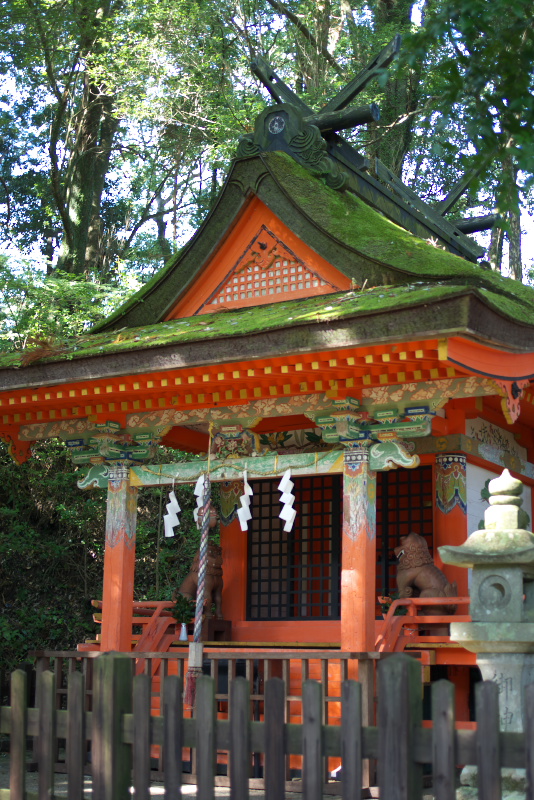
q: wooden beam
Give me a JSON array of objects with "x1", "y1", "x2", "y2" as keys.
[
  {"x1": 435, "y1": 153, "x2": 495, "y2": 215},
  {"x1": 250, "y1": 55, "x2": 311, "y2": 112},
  {"x1": 130, "y1": 451, "x2": 346, "y2": 487},
  {"x1": 304, "y1": 103, "x2": 380, "y2": 133},
  {"x1": 453, "y1": 215, "x2": 499, "y2": 234},
  {"x1": 374, "y1": 158, "x2": 484, "y2": 256},
  {"x1": 321, "y1": 35, "x2": 401, "y2": 113}
]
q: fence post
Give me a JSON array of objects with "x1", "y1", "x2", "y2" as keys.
[
  {"x1": 67, "y1": 670, "x2": 86, "y2": 800},
  {"x1": 38, "y1": 669, "x2": 56, "y2": 800},
  {"x1": 525, "y1": 682, "x2": 534, "y2": 798},
  {"x1": 476, "y1": 681, "x2": 501, "y2": 800},
  {"x1": 196, "y1": 675, "x2": 216, "y2": 800},
  {"x1": 163, "y1": 675, "x2": 183, "y2": 800},
  {"x1": 302, "y1": 680, "x2": 323, "y2": 800},
  {"x1": 92, "y1": 652, "x2": 133, "y2": 800},
  {"x1": 229, "y1": 677, "x2": 251, "y2": 800},
  {"x1": 432, "y1": 680, "x2": 456, "y2": 800},
  {"x1": 9, "y1": 669, "x2": 27, "y2": 800},
  {"x1": 265, "y1": 678, "x2": 286, "y2": 800},
  {"x1": 341, "y1": 680, "x2": 362, "y2": 799},
  {"x1": 378, "y1": 654, "x2": 423, "y2": 800},
  {"x1": 133, "y1": 673, "x2": 152, "y2": 800}
]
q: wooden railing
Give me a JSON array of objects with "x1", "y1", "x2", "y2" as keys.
[
  {"x1": 2, "y1": 652, "x2": 533, "y2": 800},
  {"x1": 376, "y1": 596, "x2": 471, "y2": 652}
]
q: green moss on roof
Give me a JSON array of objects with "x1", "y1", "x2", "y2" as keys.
[
  {"x1": 265, "y1": 152, "x2": 534, "y2": 315},
  {"x1": 1, "y1": 281, "x2": 533, "y2": 370}
]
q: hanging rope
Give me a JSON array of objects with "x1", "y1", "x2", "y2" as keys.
[
  {"x1": 185, "y1": 423, "x2": 214, "y2": 708},
  {"x1": 193, "y1": 472, "x2": 211, "y2": 644}
]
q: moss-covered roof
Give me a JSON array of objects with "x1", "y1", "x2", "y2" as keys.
[
  {"x1": 94, "y1": 151, "x2": 534, "y2": 334},
  {"x1": 2, "y1": 281, "x2": 534, "y2": 371}
]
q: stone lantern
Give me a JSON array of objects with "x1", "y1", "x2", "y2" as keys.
[{"x1": 440, "y1": 469, "x2": 534, "y2": 795}]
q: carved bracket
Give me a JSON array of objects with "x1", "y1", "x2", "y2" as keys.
[
  {"x1": 370, "y1": 440, "x2": 420, "y2": 471},
  {"x1": 0, "y1": 433, "x2": 34, "y2": 464},
  {"x1": 494, "y1": 379, "x2": 529, "y2": 424}
]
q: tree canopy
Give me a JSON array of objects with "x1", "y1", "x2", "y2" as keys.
[{"x1": 0, "y1": 0, "x2": 532, "y2": 286}]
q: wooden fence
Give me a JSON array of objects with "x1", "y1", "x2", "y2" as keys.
[
  {"x1": 2, "y1": 652, "x2": 534, "y2": 800},
  {"x1": 27, "y1": 647, "x2": 377, "y2": 786}
]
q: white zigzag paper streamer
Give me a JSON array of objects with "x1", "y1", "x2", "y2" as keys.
[
  {"x1": 193, "y1": 474, "x2": 205, "y2": 527},
  {"x1": 164, "y1": 490, "x2": 181, "y2": 538},
  {"x1": 237, "y1": 470, "x2": 253, "y2": 531},
  {"x1": 278, "y1": 468, "x2": 296, "y2": 532}
]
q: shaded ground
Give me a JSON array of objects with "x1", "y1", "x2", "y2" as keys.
[{"x1": 0, "y1": 752, "x2": 344, "y2": 799}]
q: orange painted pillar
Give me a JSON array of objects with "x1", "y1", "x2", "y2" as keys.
[
  {"x1": 433, "y1": 454, "x2": 468, "y2": 596},
  {"x1": 341, "y1": 447, "x2": 377, "y2": 653},
  {"x1": 100, "y1": 466, "x2": 138, "y2": 652},
  {"x1": 220, "y1": 517, "x2": 247, "y2": 623}
]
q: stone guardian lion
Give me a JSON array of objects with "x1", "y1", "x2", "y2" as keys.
[{"x1": 395, "y1": 532, "x2": 457, "y2": 626}]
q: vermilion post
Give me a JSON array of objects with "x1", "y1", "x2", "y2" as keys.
[
  {"x1": 100, "y1": 466, "x2": 138, "y2": 652},
  {"x1": 341, "y1": 447, "x2": 377, "y2": 653}
]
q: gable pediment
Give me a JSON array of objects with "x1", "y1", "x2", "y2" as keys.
[{"x1": 165, "y1": 196, "x2": 350, "y2": 319}]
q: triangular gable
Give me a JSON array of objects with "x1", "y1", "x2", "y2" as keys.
[{"x1": 165, "y1": 196, "x2": 351, "y2": 319}]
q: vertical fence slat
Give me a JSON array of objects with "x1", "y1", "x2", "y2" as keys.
[
  {"x1": 93, "y1": 653, "x2": 133, "y2": 800},
  {"x1": 302, "y1": 680, "x2": 323, "y2": 800},
  {"x1": 432, "y1": 680, "x2": 456, "y2": 800},
  {"x1": 230, "y1": 677, "x2": 250, "y2": 800},
  {"x1": 476, "y1": 681, "x2": 501, "y2": 800},
  {"x1": 133, "y1": 673, "x2": 152, "y2": 800},
  {"x1": 67, "y1": 670, "x2": 86, "y2": 800},
  {"x1": 196, "y1": 675, "x2": 216, "y2": 800},
  {"x1": 9, "y1": 669, "x2": 27, "y2": 800},
  {"x1": 38, "y1": 669, "x2": 56, "y2": 800},
  {"x1": 378, "y1": 654, "x2": 423, "y2": 800},
  {"x1": 526, "y1": 682, "x2": 534, "y2": 800},
  {"x1": 163, "y1": 675, "x2": 183, "y2": 800},
  {"x1": 265, "y1": 678, "x2": 286, "y2": 800},
  {"x1": 341, "y1": 680, "x2": 362, "y2": 800}
]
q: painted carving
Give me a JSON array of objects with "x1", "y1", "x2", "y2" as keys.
[
  {"x1": 436, "y1": 454, "x2": 467, "y2": 514},
  {"x1": 219, "y1": 480, "x2": 242, "y2": 525},
  {"x1": 493, "y1": 379, "x2": 529, "y2": 425},
  {"x1": 342, "y1": 448, "x2": 376, "y2": 542},
  {"x1": 370, "y1": 440, "x2": 420, "y2": 470},
  {"x1": 105, "y1": 476, "x2": 138, "y2": 548},
  {"x1": 211, "y1": 426, "x2": 260, "y2": 459},
  {"x1": 465, "y1": 418, "x2": 527, "y2": 461},
  {"x1": 395, "y1": 532, "x2": 457, "y2": 620},
  {"x1": 77, "y1": 464, "x2": 110, "y2": 490},
  {"x1": 176, "y1": 542, "x2": 224, "y2": 618},
  {"x1": 1, "y1": 434, "x2": 33, "y2": 464}
]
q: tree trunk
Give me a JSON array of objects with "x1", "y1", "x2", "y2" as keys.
[
  {"x1": 488, "y1": 224, "x2": 504, "y2": 272},
  {"x1": 508, "y1": 207, "x2": 522, "y2": 281},
  {"x1": 57, "y1": 79, "x2": 118, "y2": 276},
  {"x1": 364, "y1": 0, "x2": 422, "y2": 176}
]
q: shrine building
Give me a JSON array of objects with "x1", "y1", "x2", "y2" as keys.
[{"x1": 1, "y1": 42, "x2": 534, "y2": 743}]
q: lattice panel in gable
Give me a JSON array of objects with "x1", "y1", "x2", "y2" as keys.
[{"x1": 201, "y1": 225, "x2": 340, "y2": 311}]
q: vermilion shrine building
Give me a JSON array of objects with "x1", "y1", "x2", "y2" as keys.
[{"x1": 1, "y1": 48, "x2": 534, "y2": 730}]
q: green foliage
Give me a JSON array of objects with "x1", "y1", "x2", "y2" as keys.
[
  {"x1": 0, "y1": 439, "x2": 202, "y2": 673},
  {"x1": 171, "y1": 595, "x2": 196, "y2": 623},
  {"x1": 400, "y1": 0, "x2": 534, "y2": 209},
  {"x1": 0, "y1": 257, "x2": 142, "y2": 349}
]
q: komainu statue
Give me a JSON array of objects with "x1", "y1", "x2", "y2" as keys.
[
  {"x1": 395, "y1": 533, "x2": 457, "y2": 623},
  {"x1": 176, "y1": 541, "x2": 224, "y2": 618}
]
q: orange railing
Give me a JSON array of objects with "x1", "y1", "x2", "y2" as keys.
[{"x1": 375, "y1": 596, "x2": 471, "y2": 653}]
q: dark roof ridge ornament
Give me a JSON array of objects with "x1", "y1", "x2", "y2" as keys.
[{"x1": 238, "y1": 37, "x2": 492, "y2": 262}]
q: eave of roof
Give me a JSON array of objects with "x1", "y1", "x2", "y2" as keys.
[{"x1": 1, "y1": 284, "x2": 534, "y2": 394}]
